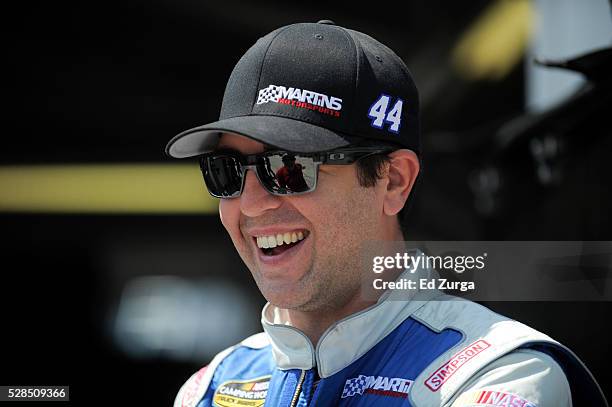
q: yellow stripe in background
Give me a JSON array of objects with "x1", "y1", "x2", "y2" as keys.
[
  {"x1": 452, "y1": 0, "x2": 534, "y2": 81},
  {"x1": 0, "y1": 164, "x2": 219, "y2": 214}
]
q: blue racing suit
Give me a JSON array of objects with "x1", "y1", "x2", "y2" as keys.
[{"x1": 175, "y1": 284, "x2": 607, "y2": 406}]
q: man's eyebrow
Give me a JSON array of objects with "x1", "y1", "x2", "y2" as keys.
[
  {"x1": 213, "y1": 145, "x2": 276, "y2": 154},
  {"x1": 214, "y1": 147, "x2": 240, "y2": 154}
]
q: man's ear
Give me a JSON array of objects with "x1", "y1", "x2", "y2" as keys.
[{"x1": 383, "y1": 149, "x2": 420, "y2": 216}]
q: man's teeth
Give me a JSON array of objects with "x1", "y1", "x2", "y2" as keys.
[{"x1": 256, "y1": 231, "x2": 307, "y2": 249}]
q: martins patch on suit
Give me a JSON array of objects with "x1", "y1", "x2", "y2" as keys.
[{"x1": 341, "y1": 374, "x2": 413, "y2": 399}]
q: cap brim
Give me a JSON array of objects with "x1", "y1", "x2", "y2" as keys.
[{"x1": 166, "y1": 115, "x2": 358, "y2": 158}]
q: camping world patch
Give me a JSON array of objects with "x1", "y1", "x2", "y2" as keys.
[{"x1": 212, "y1": 376, "x2": 270, "y2": 407}]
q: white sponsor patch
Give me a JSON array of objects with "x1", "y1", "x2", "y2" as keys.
[{"x1": 425, "y1": 340, "x2": 491, "y2": 391}]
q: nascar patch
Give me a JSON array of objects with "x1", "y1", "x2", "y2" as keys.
[
  {"x1": 453, "y1": 390, "x2": 537, "y2": 407},
  {"x1": 212, "y1": 376, "x2": 270, "y2": 407}
]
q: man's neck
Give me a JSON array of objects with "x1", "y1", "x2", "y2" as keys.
[{"x1": 284, "y1": 294, "x2": 377, "y2": 346}]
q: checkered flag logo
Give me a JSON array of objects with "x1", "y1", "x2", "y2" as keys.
[
  {"x1": 341, "y1": 375, "x2": 367, "y2": 398},
  {"x1": 256, "y1": 85, "x2": 281, "y2": 105}
]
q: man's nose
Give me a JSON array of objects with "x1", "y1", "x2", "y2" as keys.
[{"x1": 239, "y1": 170, "x2": 281, "y2": 217}]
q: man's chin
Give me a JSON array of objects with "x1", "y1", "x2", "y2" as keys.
[
  {"x1": 260, "y1": 288, "x2": 310, "y2": 310},
  {"x1": 262, "y1": 286, "x2": 335, "y2": 313}
]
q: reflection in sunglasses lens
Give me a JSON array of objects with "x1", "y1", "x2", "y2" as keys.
[
  {"x1": 260, "y1": 154, "x2": 315, "y2": 194},
  {"x1": 204, "y1": 156, "x2": 243, "y2": 197}
]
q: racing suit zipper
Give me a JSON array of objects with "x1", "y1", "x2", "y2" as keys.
[{"x1": 289, "y1": 370, "x2": 306, "y2": 407}]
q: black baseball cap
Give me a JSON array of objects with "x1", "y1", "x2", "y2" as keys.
[{"x1": 166, "y1": 20, "x2": 420, "y2": 158}]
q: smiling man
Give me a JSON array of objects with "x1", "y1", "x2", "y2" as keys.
[{"x1": 166, "y1": 21, "x2": 606, "y2": 407}]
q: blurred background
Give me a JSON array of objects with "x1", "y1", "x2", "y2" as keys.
[{"x1": 1, "y1": 0, "x2": 611, "y2": 404}]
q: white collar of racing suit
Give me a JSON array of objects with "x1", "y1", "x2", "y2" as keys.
[{"x1": 261, "y1": 264, "x2": 441, "y2": 378}]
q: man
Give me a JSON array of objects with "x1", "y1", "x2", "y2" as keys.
[{"x1": 166, "y1": 21, "x2": 607, "y2": 406}]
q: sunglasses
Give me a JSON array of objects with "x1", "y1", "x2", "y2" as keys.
[{"x1": 199, "y1": 147, "x2": 392, "y2": 198}]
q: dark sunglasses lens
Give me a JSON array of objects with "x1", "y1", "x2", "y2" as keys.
[
  {"x1": 257, "y1": 154, "x2": 316, "y2": 194},
  {"x1": 200, "y1": 156, "x2": 243, "y2": 197}
]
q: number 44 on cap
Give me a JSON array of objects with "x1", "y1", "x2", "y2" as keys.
[{"x1": 368, "y1": 94, "x2": 403, "y2": 134}]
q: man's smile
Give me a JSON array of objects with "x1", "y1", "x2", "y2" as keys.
[
  {"x1": 254, "y1": 230, "x2": 309, "y2": 254},
  {"x1": 244, "y1": 226, "x2": 312, "y2": 270}
]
